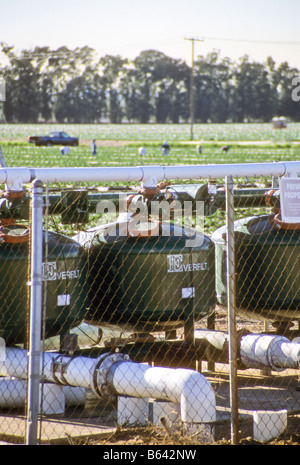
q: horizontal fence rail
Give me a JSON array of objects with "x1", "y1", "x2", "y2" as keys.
[{"x1": 0, "y1": 160, "x2": 300, "y2": 189}]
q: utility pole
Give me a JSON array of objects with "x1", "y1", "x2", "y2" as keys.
[
  {"x1": 0, "y1": 79, "x2": 6, "y2": 123},
  {"x1": 184, "y1": 37, "x2": 203, "y2": 140}
]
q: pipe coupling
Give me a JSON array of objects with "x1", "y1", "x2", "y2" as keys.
[
  {"x1": 92, "y1": 352, "x2": 130, "y2": 400},
  {"x1": 240, "y1": 334, "x2": 290, "y2": 371},
  {"x1": 51, "y1": 355, "x2": 73, "y2": 385}
]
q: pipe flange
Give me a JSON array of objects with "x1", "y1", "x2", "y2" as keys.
[{"x1": 93, "y1": 352, "x2": 130, "y2": 400}]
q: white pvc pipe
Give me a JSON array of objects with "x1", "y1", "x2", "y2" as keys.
[
  {"x1": 0, "y1": 348, "x2": 216, "y2": 424},
  {"x1": 0, "y1": 378, "x2": 85, "y2": 409},
  {"x1": 240, "y1": 333, "x2": 300, "y2": 371},
  {"x1": 2, "y1": 334, "x2": 300, "y2": 413},
  {"x1": 194, "y1": 329, "x2": 300, "y2": 372},
  {"x1": 1, "y1": 161, "x2": 300, "y2": 190},
  {"x1": 0, "y1": 378, "x2": 26, "y2": 408},
  {"x1": 110, "y1": 362, "x2": 216, "y2": 423},
  {"x1": 0, "y1": 348, "x2": 97, "y2": 388},
  {"x1": 1, "y1": 334, "x2": 300, "y2": 421},
  {"x1": 43, "y1": 323, "x2": 102, "y2": 350}
]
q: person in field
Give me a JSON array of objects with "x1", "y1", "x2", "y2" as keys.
[
  {"x1": 196, "y1": 140, "x2": 203, "y2": 154},
  {"x1": 139, "y1": 146, "x2": 146, "y2": 157},
  {"x1": 60, "y1": 146, "x2": 70, "y2": 155},
  {"x1": 161, "y1": 140, "x2": 170, "y2": 156},
  {"x1": 92, "y1": 139, "x2": 97, "y2": 156}
]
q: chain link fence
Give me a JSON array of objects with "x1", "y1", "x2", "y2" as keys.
[{"x1": 0, "y1": 169, "x2": 300, "y2": 445}]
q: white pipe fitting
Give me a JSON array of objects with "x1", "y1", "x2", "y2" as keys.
[
  {"x1": 109, "y1": 361, "x2": 216, "y2": 423},
  {"x1": 240, "y1": 333, "x2": 300, "y2": 371}
]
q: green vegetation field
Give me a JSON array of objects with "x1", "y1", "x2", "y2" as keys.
[
  {"x1": 1, "y1": 122, "x2": 298, "y2": 235},
  {"x1": 0, "y1": 123, "x2": 300, "y2": 170},
  {"x1": 1, "y1": 122, "x2": 300, "y2": 142}
]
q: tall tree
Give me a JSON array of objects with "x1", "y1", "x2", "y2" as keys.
[
  {"x1": 118, "y1": 65, "x2": 141, "y2": 122},
  {"x1": 231, "y1": 55, "x2": 274, "y2": 122},
  {"x1": 1, "y1": 43, "x2": 300, "y2": 124},
  {"x1": 99, "y1": 54, "x2": 127, "y2": 123},
  {"x1": 55, "y1": 71, "x2": 106, "y2": 123},
  {"x1": 276, "y1": 61, "x2": 300, "y2": 120},
  {"x1": 1, "y1": 46, "x2": 41, "y2": 122},
  {"x1": 133, "y1": 50, "x2": 189, "y2": 123},
  {"x1": 194, "y1": 51, "x2": 233, "y2": 123},
  {"x1": 38, "y1": 45, "x2": 97, "y2": 121}
]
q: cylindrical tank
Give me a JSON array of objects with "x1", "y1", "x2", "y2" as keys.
[
  {"x1": 212, "y1": 214, "x2": 300, "y2": 322},
  {"x1": 0, "y1": 227, "x2": 87, "y2": 344},
  {"x1": 77, "y1": 221, "x2": 216, "y2": 332}
]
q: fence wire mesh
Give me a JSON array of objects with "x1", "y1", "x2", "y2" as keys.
[{"x1": 0, "y1": 173, "x2": 300, "y2": 445}]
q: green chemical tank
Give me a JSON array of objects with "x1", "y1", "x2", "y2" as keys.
[
  {"x1": 0, "y1": 225, "x2": 87, "y2": 344},
  {"x1": 212, "y1": 214, "x2": 300, "y2": 323},
  {"x1": 76, "y1": 220, "x2": 216, "y2": 332}
]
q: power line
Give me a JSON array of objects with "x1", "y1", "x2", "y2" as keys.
[
  {"x1": 203, "y1": 36, "x2": 300, "y2": 45},
  {"x1": 1, "y1": 35, "x2": 299, "y2": 61}
]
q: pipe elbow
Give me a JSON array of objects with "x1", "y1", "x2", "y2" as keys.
[{"x1": 178, "y1": 370, "x2": 216, "y2": 423}]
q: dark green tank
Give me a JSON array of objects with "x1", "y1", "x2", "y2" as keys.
[
  {"x1": 0, "y1": 230, "x2": 87, "y2": 344},
  {"x1": 212, "y1": 214, "x2": 300, "y2": 322},
  {"x1": 80, "y1": 221, "x2": 216, "y2": 332}
]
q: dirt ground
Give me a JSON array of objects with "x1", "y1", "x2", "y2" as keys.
[
  {"x1": 70, "y1": 424, "x2": 300, "y2": 446},
  {"x1": 81, "y1": 139, "x2": 133, "y2": 147}
]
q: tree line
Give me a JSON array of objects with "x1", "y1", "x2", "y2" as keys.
[{"x1": 1, "y1": 43, "x2": 300, "y2": 124}]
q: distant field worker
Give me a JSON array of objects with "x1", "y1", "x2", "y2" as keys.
[
  {"x1": 60, "y1": 145, "x2": 70, "y2": 155},
  {"x1": 196, "y1": 142, "x2": 203, "y2": 154},
  {"x1": 221, "y1": 145, "x2": 229, "y2": 152},
  {"x1": 161, "y1": 140, "x2": 170, "y2": 156},
  {"x1": 138, "y1": 146, "x2": 146, "y2": 157},
  {"x1": 92, "y1": 139, "x2": 97, "y2": 156}
]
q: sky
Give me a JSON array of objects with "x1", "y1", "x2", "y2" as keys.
[{"x1": 1, "y1": 0, "x2": 300, "y2": 69}]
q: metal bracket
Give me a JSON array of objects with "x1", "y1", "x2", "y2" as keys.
[{"x1": 51, "y1": 355, "x2": 74, "y2": 386}]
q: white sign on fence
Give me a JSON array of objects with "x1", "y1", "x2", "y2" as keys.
[{"x1": 280, "y1": 177, "x2": 300, "y2": 223}]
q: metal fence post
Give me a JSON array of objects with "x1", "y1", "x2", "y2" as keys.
[
  {"x1": 26, "y1": 180, "x2": 44, "y2": 445},
  {"x1": 225, "y1": 175, "x2": 239, "y2": 445}
]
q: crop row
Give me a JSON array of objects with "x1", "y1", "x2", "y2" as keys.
[
  {"x1": 2, "y1": 142, "x2": 299, "y2": 167},
  {"x1": 1, "y1": 122, "x2": 300, "y2": 142}
]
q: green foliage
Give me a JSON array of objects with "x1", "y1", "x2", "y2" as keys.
[{"x1": 1, "y1": 45, "x2": 300, "y2": 124}]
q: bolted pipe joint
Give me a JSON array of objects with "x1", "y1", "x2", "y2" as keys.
[{"x1": 92, "y1": 352, "x2": 131, "y2": 400}]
